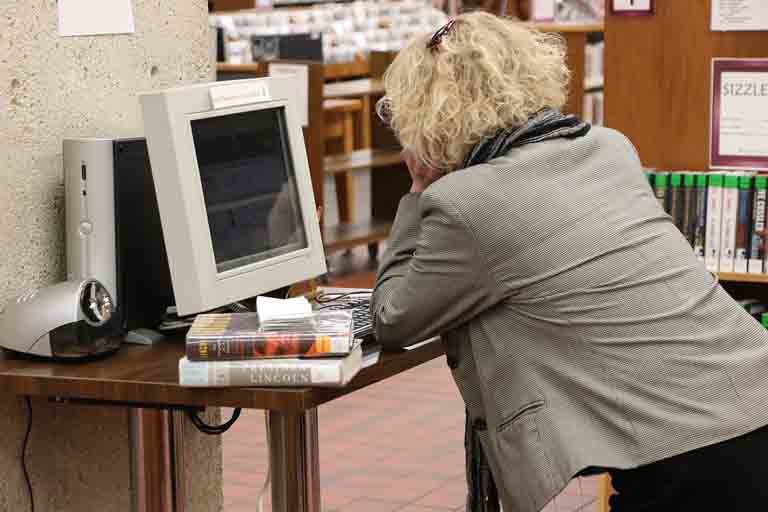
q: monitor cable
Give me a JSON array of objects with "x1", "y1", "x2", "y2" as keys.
[
  {"x1": 21, "y1": 396, "x2": 34, "y2": 512},
  {"x1": 186, "y1": 407, "x2": 241, "y2": 435}
]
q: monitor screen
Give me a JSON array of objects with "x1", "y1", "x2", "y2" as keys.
[{"x1": 190, "y1": 107, "x2": 308, "y2": 274}]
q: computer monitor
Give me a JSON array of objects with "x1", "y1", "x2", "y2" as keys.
[{"x1": 139, "y1": 77, "x2": 326, "y2": 316}]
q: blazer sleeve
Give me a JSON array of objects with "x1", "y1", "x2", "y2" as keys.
[{"x1": 371, "y1": 190, "x2": 504, "y2": 349}]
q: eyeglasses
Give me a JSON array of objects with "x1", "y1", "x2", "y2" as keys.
[
  {"x1": 375, "y1": 95, "x2": 393, "y2": 127},
  {"x1": 427, "y1": 19, "x2": 456, "y2": 52}
]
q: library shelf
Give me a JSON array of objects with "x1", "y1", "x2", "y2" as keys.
[{"x1": 717, "y1": 272, "x2": 768, "y2": 284}]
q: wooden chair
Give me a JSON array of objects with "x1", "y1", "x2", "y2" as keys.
[{"x1": 323, "y1": 97, "x2": 364, "y2": 225}]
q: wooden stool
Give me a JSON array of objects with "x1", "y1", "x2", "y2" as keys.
[{"x1": 323, "y1": 98, "x2": 364, "y2": 224}]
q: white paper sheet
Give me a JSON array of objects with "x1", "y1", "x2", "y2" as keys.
[
  {"x1": 269, "y1": 63, "x2": 310, "y2": 127},
  {"x1": 58, "y1": 0, "x2": 135, "y2": 37},
  {"x1": 256, "y1": 296, "x2": 312, "y2": 322},
  {"x1": 712, "y1": 0, "x2": 768, "y2": 31}
]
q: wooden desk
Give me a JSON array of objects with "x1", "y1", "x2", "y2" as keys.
[{"x1": 0, "y1": 337, "x2": 444, "y2": 512}]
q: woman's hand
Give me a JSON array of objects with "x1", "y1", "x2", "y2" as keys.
[{"x1": 403, "y1": 149, "x2": 444, "y2": 194}]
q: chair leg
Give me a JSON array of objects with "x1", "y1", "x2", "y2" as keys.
[
  {"x1": 597, "y1": 473, "x2": 613, "y2": 512},
  {"x1": 334, "y1": 173, "x2": 355, "y2": 224}
]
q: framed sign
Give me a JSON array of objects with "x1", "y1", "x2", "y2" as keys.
[
  {"x1": 610, "y1": 0, "x2": 654, "y2": 16},
  {"x1": 710, "y1": 59, "x2": 768, "y2": 170}
]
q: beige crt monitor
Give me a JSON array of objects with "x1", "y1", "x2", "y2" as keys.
[{"x1": 139, "y1": 77, "x2": 326, "y2": 316}]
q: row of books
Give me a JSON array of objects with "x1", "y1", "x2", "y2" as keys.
[
  {"x1": 646, "y1": 170, "x2": 768, "y2": 274},
  {"x1": 178, "y1": 311, "x2": 378, "y2": 387}
]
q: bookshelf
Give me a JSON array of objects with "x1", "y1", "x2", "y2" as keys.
[
  {"x1": 601, "y1": 3, "x2": 768, "y2": 510},
  {"x1": 717, "y1": 273, "x2": 768, "y2": 285},
  {"x1": 528, "y1": 22, "x2": 604, "y2": 120}
]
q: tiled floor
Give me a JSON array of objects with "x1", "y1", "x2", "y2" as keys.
[{"x1": 222, "y1": 249, "x2": 601, "y2": 512}]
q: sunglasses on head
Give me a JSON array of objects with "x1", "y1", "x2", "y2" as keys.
[{"x1": 427, "y1": 19, "x2": 456, "y2": 52}]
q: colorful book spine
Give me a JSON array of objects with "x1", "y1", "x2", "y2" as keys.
[
  {"x1": 187, "y1": 334, "x2": 353, "y2": 361},
  {"x1": 178, "y1": 345, "x2": 363, "y2": 387},
  {"x1": 669, "y1": 173, "x2": 685, "y2": 231},
  {"x1": 682, "y1": 173, "x2": 697, "y2": 244},
  {"x1": 734, "y1": 175, "x2": 753, "y2": 273},
  {"x1": 693, "y1": 173, "x2": 708, "y2": 262},
  {"x1": 719, "y1": 175, "x2": 740, "y2": 273},
  {"x1": 653, "y1": 172, "x2": 669, "y2": 212},
  {"x1": 705, "y1": 174, "x2": 724, "y2": 272},
  {"x1": 752, "y1": 176, "x2": 768, "y2": 273}
]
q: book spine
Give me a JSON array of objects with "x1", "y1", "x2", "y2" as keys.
[
  {"x1": 186, "y1": 334, "x2": 351, "y2": 361},
  {"x1": 705, "y1": 175, "x2": 723, "y2": 272},
  {"x1": 719, "y1": 176, "x2": 739, "y2": 273},
  {"x1": 669, "y1": 173, "x2": 684, "y2": 231},
  {"x1": 178, "y1": 358, "x2": 343, "y2": 387},
  {"x1": 734, "y1": 176, "x2": 753, "y2": 273},
  {"x1": 750, "y1": 177, "x2": 768, "y2": 273},
  {"x1": 693, "y1": 174, "x2": 708, "y2": 262},
  {"x1": 681, "y1": 175, "x2": 697, "y2": 245},
  {"x1": 653, "y1": 172, "x2": 669, "y2": 212}
]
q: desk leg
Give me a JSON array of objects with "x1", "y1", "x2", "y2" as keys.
[
  {"x1": 129, "y1": 409, "x2": 173, "y2": 512},
  {"x1": 268, "y1": 409, "x2": 321, "y2": 512}
]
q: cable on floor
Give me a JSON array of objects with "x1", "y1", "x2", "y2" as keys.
[{"x1": 22, "y1": 396, "x2": 34, "y2": 512}]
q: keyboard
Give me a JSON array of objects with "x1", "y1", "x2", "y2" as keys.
[{"x1": 322, "y1": 297, "x2": 374, "y2": 339}]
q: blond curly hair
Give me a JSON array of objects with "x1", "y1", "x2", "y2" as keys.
[{"x1": 379, "y1": 11, "x2": 570, "y2": 172}]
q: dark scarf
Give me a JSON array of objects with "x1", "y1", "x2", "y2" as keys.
[{"x1": 461, "y1": 108, "x2": 591, "y2": 169}]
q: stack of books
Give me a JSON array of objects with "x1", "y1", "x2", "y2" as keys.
[
  {"x1": 646, "y1": 170, "x2": 768, "y2": 274},
  {"x1": 178, "y1": 310, "x2": 374, "y2": 387}
]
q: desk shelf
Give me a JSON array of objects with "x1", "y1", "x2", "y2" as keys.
[
  {"x1": 323, "y1": 148, "x2": 402, "y2": 175},
  {"x1": 323, "y1": 219, "x2": 392, "y2": 253},
  {"x1": 717, "y1": 272, "x2": 768, "y2": 284}
]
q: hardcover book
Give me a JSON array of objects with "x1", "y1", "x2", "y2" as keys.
[
  {"x1": 682, "y1": 173, "x2": 698, "y2": 245},
  {"x1": 693, "y1": 173, "x2": 708, "y2": 262},
  {"x1": 705, "y1": 174, "x2": 724, "y2": 272},
  {"x1": 186, "y1": 311, "x2": 355, "y2": 361},
  {"x1": 718, "y1": 174, "x2": 739, "y2": 273},
  {"x1": 178, "y1": 344, "x2": 364, "y2": 387},
  {"x1": 734, "y1": 175, "x2": 753, "y2": 273},
  {"x1": 669, "y1": 173, "x2": 685, "y2": 231},
  {"x1": 751, "y1": 176, "x2": 768, "y2": 273}
]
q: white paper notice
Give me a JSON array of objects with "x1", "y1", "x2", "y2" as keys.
[
  {"x1": 256, "y1": 296, "x2": 312, "y2": 322},
  {"x1": 712, "y1": 0, "x2": 768, "y2": 31},
  {"x1": 718, "y1": 71, "x2": 768, "y2": 158},
  {"x1": 58, "y1": 0, "x2": 135, "y2": 37},
  {"x1": 269, "y1": 63, "x2": 309, "y2": 127}
]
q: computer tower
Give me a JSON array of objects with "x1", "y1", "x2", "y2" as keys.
[
  {"x1": 64, "y1": 137, "x2": 175, "y2": 334},
  {"x1": 64, "y1": 139, "x2": 118, "y2": 306},
  {"x1": 112, "y1": 138, "x2": 175, "y2": 332}
]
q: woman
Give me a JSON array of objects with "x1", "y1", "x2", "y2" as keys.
[{"x1": 371, "y1": 11, "x2": 768, "y2": 512}]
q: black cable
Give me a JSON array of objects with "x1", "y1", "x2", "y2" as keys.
[
  {"x1": 22, "y1": 396, "x2": 34, "y2": 512},
  {"x1": 314, "y1": 290, "x2": 373, "y2": 306},
  {"x1": 186, "y1": 407, "x2": 241, "y2": 435}
]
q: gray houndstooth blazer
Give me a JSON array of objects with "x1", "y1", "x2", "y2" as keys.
[{"x1": 372, "y1": 126, "x2": 768, "y2": 512}]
